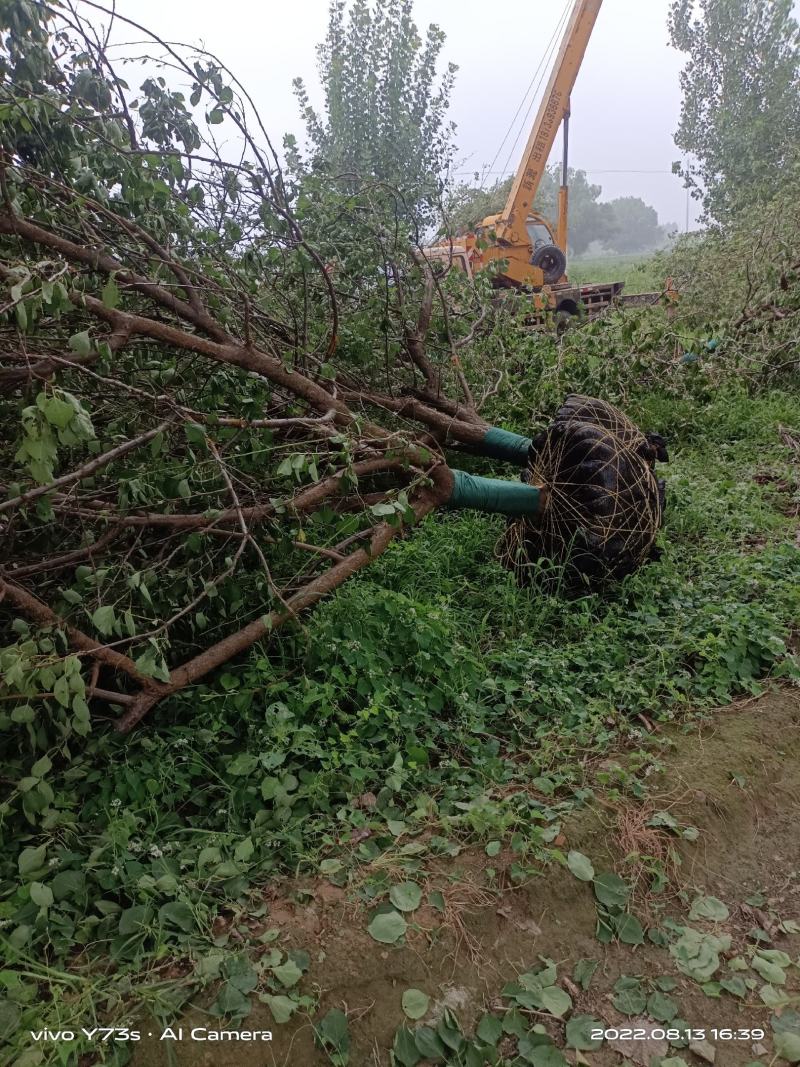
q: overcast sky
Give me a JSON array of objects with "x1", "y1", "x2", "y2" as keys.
[{"x1": 107, "y1": 1, "x2": 718, "y2": 229}]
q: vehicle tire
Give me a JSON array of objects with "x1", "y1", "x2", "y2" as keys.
[{"x1": 530, "y1": 243, "x2": 567, "y2": 284}]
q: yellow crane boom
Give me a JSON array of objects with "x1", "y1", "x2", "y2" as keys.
[{"x1": 496, "y1": 0, "x2": 603, "y2": 248}]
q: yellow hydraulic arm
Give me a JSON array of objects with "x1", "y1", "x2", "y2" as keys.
[{"x1": 492, "y1": 0, "x2": 603, "y2": 249}]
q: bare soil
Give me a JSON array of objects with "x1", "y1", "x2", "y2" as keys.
[{"x1": 133, "y1": 687, "x2": 800, "y2": 1067}]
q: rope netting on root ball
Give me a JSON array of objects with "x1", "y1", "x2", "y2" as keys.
[{"x1": 498, "y1": 395, "x2": 667, "y2": 586}]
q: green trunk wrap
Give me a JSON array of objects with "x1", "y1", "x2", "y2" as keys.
[
  {"x1": 481, "y1": 427, "x2": 532, "y2": 466},
  {"x1": 447, "y1": 470, "x2": 542, "y2": 516}
]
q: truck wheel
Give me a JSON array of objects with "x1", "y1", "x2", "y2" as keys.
[{"x1": 531, "y1": 244, "x2": 567, "y2": 284}]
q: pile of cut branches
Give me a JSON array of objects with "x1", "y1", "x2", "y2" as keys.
[{"x1": 0, "y1": 0, "x2": 496, "y2": 735}]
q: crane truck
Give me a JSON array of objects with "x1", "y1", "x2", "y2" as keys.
[{"x1": 429, "y1": 0, "x2": 628, "y2": 320}]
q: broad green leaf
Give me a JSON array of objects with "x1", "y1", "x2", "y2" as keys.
[
  {"x1": 101, "y1": 275, "x2": 120, "y2": 309},
  {"x1": 68, "y1": 330, "x2": 92, "y2": 357},
  {"x1": 751, "y1": 954, "x2": 786, "y2": 985},
  {"x1": 315, "y1": 1008, "x2": 350, "y2": 1055},
  {"x1": 18, "y1": 845, "x2": 47, "y2": 878},
  {"x1": 565, "y1": 1014, "x2": 603, "y2": 1050},
  {"x1": 573, "y1": 958, "x2": 598, "y2": 990},
  {"x1": 414, "y1": 1025, "x2": 446, "y2": 1059},
  {"x1": 612, "y1": 976, "x2": 646, "y2": 1015},
  {"x1": 538, "y1": 984, "x2": 571, "y2": 1018},
  {"x1": 368, "y1": 909, "x2": 407, "y2": 944},
  {"x1": 31, "y1": 755, "x2": 51, "y2": 778},
  {"x1": 262, "y1": 994, "x2": 297, "y2": 1024},
  {"x1": 613, "y1": 911, "x2": 645, "y2": 945},
  {"x1": 389, "y1": 882, "x2": 422, "y2": 912},
  {"x1": 688, "y1": 894, "x2": 729, "y2": 922},
  {"x1": 476, "y1": 1013, "x2": 502, "y2": 1046},
  {"x1": 593, "y1": 871, "x2": 629, "y2": 908},
  {"x1": 91, "y1": 605, "x2": 116, "y2": 636},
  {"x1": 215, "y1": 981, "x2": 251, "y2": 1017},
  {"x1": 647, "y1": 990, "x2": 679, "y2": 1022},
  {"x1": 774, "y1": 1032, "x2": 800, "y2": 1063},
  {"x1": 29, "y1": 882, "x2": 53, "y2": 907},
  {"x1": 567, "y1": 850, "x2": 594, "y2": 881},
  {"x1": 401, "y1": 988, "x2": 429, "y2": 1020},
  {"x1": 393, "y1": 1025, "x2": 421, "y2": 1066},
  {"x1": 720, "y1": 976, "x2": 747, "y2": 998},
  {"x1": 272, "y1": 959, "x2": 303, "y2": 988},
  {"x1": 158, "y1": 901, "x2": 195, "y2": 932},
  {"x1": 118, "y1": 904, "x2": 152, "y2": 936}
]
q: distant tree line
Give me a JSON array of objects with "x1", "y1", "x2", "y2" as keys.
[{"x1": 445, "y1": 167, "x2": 676, "y2": 255}]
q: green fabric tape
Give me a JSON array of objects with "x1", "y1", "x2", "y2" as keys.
[
  {"x1": 447, "y1": 470, "x2": 542, "y2": 516},
  {"x1": 481, "y1": 427, "x2": 532, "y2": 466}
]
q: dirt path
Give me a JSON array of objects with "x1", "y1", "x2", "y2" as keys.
[{"x1": 134, "y1": 688, "x2": 800, "y2": 1066}]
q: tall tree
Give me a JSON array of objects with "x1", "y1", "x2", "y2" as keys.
[
  {"x1": 606, "y1": 197, "x2": 669, "y2": 253},
  {"x1": 290, "y1": 0, "x2": 456, "y2": 214},
  {"x1": 669, "y1": 0, "x2": 800, "y2": 222}
]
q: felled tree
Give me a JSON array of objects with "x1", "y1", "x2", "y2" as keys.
[{"x1": 0, "y1": 0, "x2": 516, "y2": 736}]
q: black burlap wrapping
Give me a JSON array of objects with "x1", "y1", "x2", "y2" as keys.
[{"x1": 499, "y1": 395, "x2": 666, "y2": 585}]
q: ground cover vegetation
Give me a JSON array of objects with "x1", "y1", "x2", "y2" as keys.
[{"x1": 0, "y1": 0, "x2": 799, "y2": 1064}]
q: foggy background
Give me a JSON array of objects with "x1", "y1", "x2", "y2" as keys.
[{"x1": 108, "y1": 0, "x2": 718, "y2": 232}]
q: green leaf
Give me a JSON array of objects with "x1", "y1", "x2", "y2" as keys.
[
  {"x1": 647, "y1": 990, "x2": 679, "y2": 1022},
  {"x1": 68, "y1": 330, "x2": 92, "y2": 357},
  {"x1": 30, "y1": 755, "x2": 52, "y2": 778},
  {"x1": 538, "y1": 984, "x2": 571, "y2": 1018},
  {"x1": 208, "y1": 108, "x2": 224, "y2": 124},
  {"x1": 184, "y1": 421, "x2": 206, "y2": 446},
  {"x1": 688, "y1": 895, "x2": 729, "y2": 922},
  {"x1": 612, "y1": 975, "x2": 646, "y2": 1015},
  {"x1": 613, "y1": 911, "x2": 645, "y2": 945},
  {"x1": 177, "y1": 478, "x2": 191, "y2": 500},
  {"x1": 91, "y1": 605, "x2": 117, "y2": 636},
  {"x1": 262, "y1": 994, "x2": 297, "y2": 1024},
  {"x1": 476, "y1": 1013, "x2": 502, "y2": 1046},
  {"x1": 751, "y1": 954, "x2": 786, "y2": 985},
  {"x1": 368, "y1": 909, "x2": 407, "y2": 944},
  {"x1": 401, "y1": 988, "x2": 429, "y2": 1020},
  {"x1": 315, "y1": 1008, "x2": 350, "y2": 1055},
  {"x1": 41, "y1": 396, "x2": 75, "y2": 429},
  {"x1": 485, "y1": 840, "x2": 501, "y2": 857},
  {"x1": 215, "y1": 982, "x2": 251, "y2": 1017},
  {"x1": 720, "y1": 976, "x2": 747, "y2": 998},
  {"x1": 573, "y1": 958, "x2": 598, "y2": 990},
  {"x1": 528, "y1": 1045, "x2": 567, "y2": 1066},
  {"x1": 567, "y1": 850, "x2": 595, "y2": 881},
  {"x1": 393, "y1": 1025, "x2": 421, "y2": 1067},
  {"x1": 102, "y1": 275, "x2": 120, "y2": 309},
  {"x1": 389, "y1": 881, "x2": 422, "y2": 912},
  {"x1": 593, "y1": 871, "x2": 629, "y2": 908},
  {"x1": 272, "y1": 959, "x2": 303, "y2": 988},
  {"x1": 53, "y1": 675, "x2": 71, "y2": 707},
  {"x1": 19, "y1": 845, "x2": 47, "y2": 879},
  {"x1": 757, "y1": 948, "x2": 791, "y2": 967},
  {"x1": 760, "y1": 983, "x2": 790, "y2": 1008},
  {"x1": 29, "y1": 881, "x2": 53, "y2": 907},
  {"x1": 414, "y1": 1025, "x2": 446, "y2": 1059},
  {"x1": 774, "y1": 1032, "x2": 800, "y2": 1063},
  {"x1": 158, "y1": 901, "x2": 195, "y2": 932},
  {"x1": 118, "y1": 904, "x2": 152, "y2": 936},
  {"x1": 428, "y1": 890, "x2": 445, "y2": 913},
  {"x1": 565, "y1": 1014, "x2": 603, "y2": 1050}
]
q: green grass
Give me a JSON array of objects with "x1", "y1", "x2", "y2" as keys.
[
  {"x1": 1, "y1": 384, "x2": 799, "y2": 1062},
  {"x1": 568, "y1": 251, "x2": 664, "y2": 294}
]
